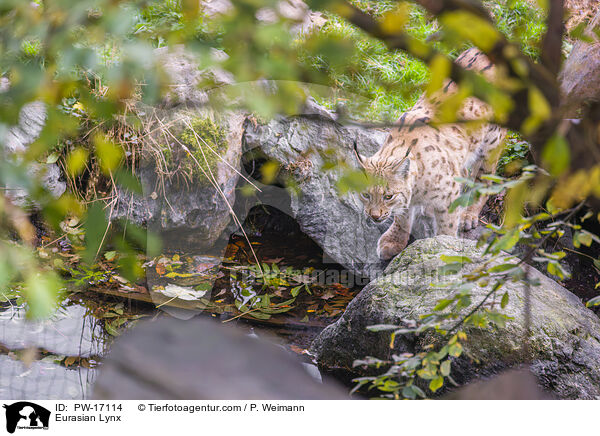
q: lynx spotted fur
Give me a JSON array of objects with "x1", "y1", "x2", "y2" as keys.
[{"x1": 356, "y1": 49, "x2": 506, "y2": 260}]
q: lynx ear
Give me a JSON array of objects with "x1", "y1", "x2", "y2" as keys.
[
  {"x1": 390, "y1": 143, "x2": 413, "y2": 178},
  {"x1": 353, "y1": 140, "x2": 367, "y2": 168},
  {"x1": 391, "y1": 157, "x2": 410, "y2": 179}
]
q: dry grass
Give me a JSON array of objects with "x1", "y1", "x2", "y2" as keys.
[{"x1": 564, "y1": 0, "x2": 598, "y2": 32}]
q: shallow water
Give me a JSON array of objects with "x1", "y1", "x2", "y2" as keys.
[{"x1": 0, "y1": 301, "x2": 108, "y2": 400}]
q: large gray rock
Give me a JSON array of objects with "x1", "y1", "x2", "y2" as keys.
[
  {"x1": 153, "y1": 45, "x2": 233, "y2": 108},
  {"x1": 243, "y1": 113, "x2": 391, "y2": 278},
  {"x1": 0, "y1": 81, "x2": 66, "y2": 207},
  {"x1": 112, "y1": 47, "x2": 242, "y2": 250},
  {"x1": 310, "y1": 235, "x2": 600, "y2": 399},
  {"x1": 559, "y1": 9, "x2": 600, "y2": 114},
  {"x1": 94, "y1": 316, "x2": 348, "y2": 400},
  {"x1": 112, "y1": 108, "x2": 244, "y2": 250},
  {"x1": 243, "y1": 109, "x2": 438, "y2": 278}
]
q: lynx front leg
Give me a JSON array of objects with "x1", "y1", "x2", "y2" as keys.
[
  {"x1": 462, "y1": 196, "x2": 486, "y2": 231},
  {"x1": 434, "y1": 209, "x2": 461, "y2": 237},
  {"x1": 462, "y1": 127, "x2": 505, "y2": 231},
  {"x1": 377, "y1": 214, "x2": 412, "y2": 260}
]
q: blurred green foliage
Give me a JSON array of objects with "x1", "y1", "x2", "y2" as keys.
[
  {"x1": 0, "y1": 1, "x2": 596, "y2": 399},
  {"x1": 0, "y1": 0, "x2": 170, "y2": 318}
]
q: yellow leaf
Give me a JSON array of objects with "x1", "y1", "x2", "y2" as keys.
[
  {"x1": 504, "y1": 182, "x2": 527, "y2": 228},
  {"x1": 522, "y1": 86, "x2": 551, "y2": 135},
  {"x1": 426, "y1": 55, "x2": 451, "y2": 97},
  {"x1": 438, "y1": 82, "x2": 472, "y2": 123},
  {"x1": 381, "y1": 3, "x2": 410, "y2": 34},
  {"x1": 94, "y1": 134, "x2": 124, "y2": 174},
  {"x1": 548, "y1": 166, "x2": 600, "y2": 209},
  {"x1": 164, "y1": 272, "x2": 195, "y2": 278},
  {"x1": 441, "y1": 11, "x2": 500, "y2": 51},
  {"x1": 541, "y1": 134, "x2": 570, "y2": 176},
  {"x1": 429, "y1": 376, "x2": 444, "y2": 392},
  {"x1": 407, "y1": 37, "x2": 430, "y2": 58},
  {"x1": 260, "y1": 160, "x2": 280, "y2": 185},
  {"x1": 66, "y1": 147, "x2": 89, "y2": 177},
  {"x1": 487, "y1": 88, "x2": 514, "y2": 124}
]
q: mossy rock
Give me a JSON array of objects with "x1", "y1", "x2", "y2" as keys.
[
  {"x1": 310, "y1": 235, "x2": 600, "y2": 399},
  {"x1": 160, "y1": 116, "x2": 228, "y2": 187}
]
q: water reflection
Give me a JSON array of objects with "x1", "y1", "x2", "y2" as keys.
[{"x1": 0, "y1": 301, "x2": 108, "y2": 400}]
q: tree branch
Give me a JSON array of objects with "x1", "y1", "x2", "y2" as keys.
[
  {"x1": 541, "y1": 0, "x2": 564, "y2": 78},
  {"x1": 332, "y1": 0, "x2": 565, "y2": 169}
]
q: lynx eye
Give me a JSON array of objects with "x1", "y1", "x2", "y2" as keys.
[
  {"x1": 383, "y1": 194, "x2": 394, "y2": 201},
  {"x1": 361, "y1": 192, "x2": 371, "y2": 200}
]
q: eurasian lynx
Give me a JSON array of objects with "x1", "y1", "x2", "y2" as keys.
[{"x1": 356, "y1": 49, "x2": 506, "y2": 260}]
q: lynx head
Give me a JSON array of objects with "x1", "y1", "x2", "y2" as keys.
[{"x1": 354, "y1": 140, "x2": 413, "y2": 222}]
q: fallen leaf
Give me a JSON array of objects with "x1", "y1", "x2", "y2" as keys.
[
  {"x1": 289, "y1": 345, "x2": 307, "y2": 355},
  {"x1": 112, "y1": 275, "x2": 129, "y2": 284},
  {"x1": 320, "y1": 290, "x2": 336, "y2": 300},
  {"x1": 157, "y1": 283, "x2": 209, "y2": 301},
  {"x1": 64, "y1": 356, "x2": 78, "y2": 367}
]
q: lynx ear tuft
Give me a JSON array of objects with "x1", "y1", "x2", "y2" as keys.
[{"x1": 353, "y1": 140, "x2": 367, "y2": 168}]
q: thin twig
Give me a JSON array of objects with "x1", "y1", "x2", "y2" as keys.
[
  {"x1": 448, "y1": 200, "x2": 586, "y2": 334},
  {"x1": 181, "y1": 118, "x2": 264, "y2": 274}
]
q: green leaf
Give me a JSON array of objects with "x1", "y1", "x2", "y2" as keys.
[
  {"x1": 248, "y1": 311, "x2": 271, "y2": 320},
  {"x1": 448, "y1": 343, "x2": 463, "y2": 357},
  {"x1": 438, "y1": 262, "x2": 463, "y2": 275},
  {"x1": 24, "y1": 271, "x2": 61, "y2": 320},
  {"x1": 429, "y1": 376, "x2": 444, "y2": 393},
  {"x1": 440, "y1": 255, "x2": 472, "y2": 264},
  {"x1": 441, "y1": 11, "x2": 500, "y2": 51},
  {"x1": 541, "y1": 134, "x2": 570, "y2": 176},
  {"x1": 402, "y1": 385, "x2": 416, "y2": 400},
  {"x1": 66, "y1": 147, "x2": 89, "y2": 177},
  {"x1": 411, "y1": 384, "x2": 426, "y2": 398},
  {"x1": 489, "y1": 263, "x2": 518, "y2": 273},
  {"x1": 547, "y1": 261, "x2": 565, "y2": 279},
  {"x1": 367, "y1": 324, "x2": 400, "y2": 332},
  {"x1": 449, "y1": 192, "x2": 476, "y2": 213},
  {"x1": 336, "y1": 169, "x2": 373, "y2": 195},
  {"x1": 575, "y1": 231, "x2": 593, "y2": 247},
  {"x1": 523, "y1": 86, "x2": 552, "y2": 135},
  {"x1": 488, "y1": 312, "x2": 510, "y2": 328},
  {"x1": 114, "y1": 169, "x2": 142, "y2": 195},
  {"x1": 495, "y1": 228, "x2": 520, "y2": 252},
  {"x1": 426, "y1": 54, "x2": 451, "y2": 96},
  {"x1": 46, "y1": 152, "x2": 59, "y2": 164},
  {"x1": 94, "y1": 134, "x2": 124, "y2": 175},
  {"x1": 104, "y1": 251, "x2": 117, "y2": 261},
  {"x1": 291, "y1": 285, "x2": 302, "y2": 297},
  {"x1": 105, "y1": 321, "x2": 121, "y2": 336},
  {"x1": 433, "y1": 299, "x2": 453, "y2": 311},
  {"x1": 260, "y1": 160, "x2": 280, "y2": 185},
  {"x1": 440, "y1": 360, "x2": 451, "y2": 377},
  {"x1": 500, "y1": 291, "x2": 509, "y2": 308},
  {"x1": 586, "y1": 296, "x2": 600, "y2": 307},
  {"x1": 83, "y1": 202, "x2": 109, "y2": 263}
]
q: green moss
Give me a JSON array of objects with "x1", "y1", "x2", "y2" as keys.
[{"x1": 162, "y1": 116, "x2": 228, "y2": 186}]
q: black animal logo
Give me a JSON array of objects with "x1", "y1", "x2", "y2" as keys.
[{"x1": 3, "y1": 402, "x2": 50, "y2": 433}]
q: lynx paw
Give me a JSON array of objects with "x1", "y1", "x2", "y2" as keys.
[
  {"x1": 461, "y1": 213, "x2": 479, "y2": 231},
  {"x1": 376, "y1": 235, "x2": 408, "y2": 260}
]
